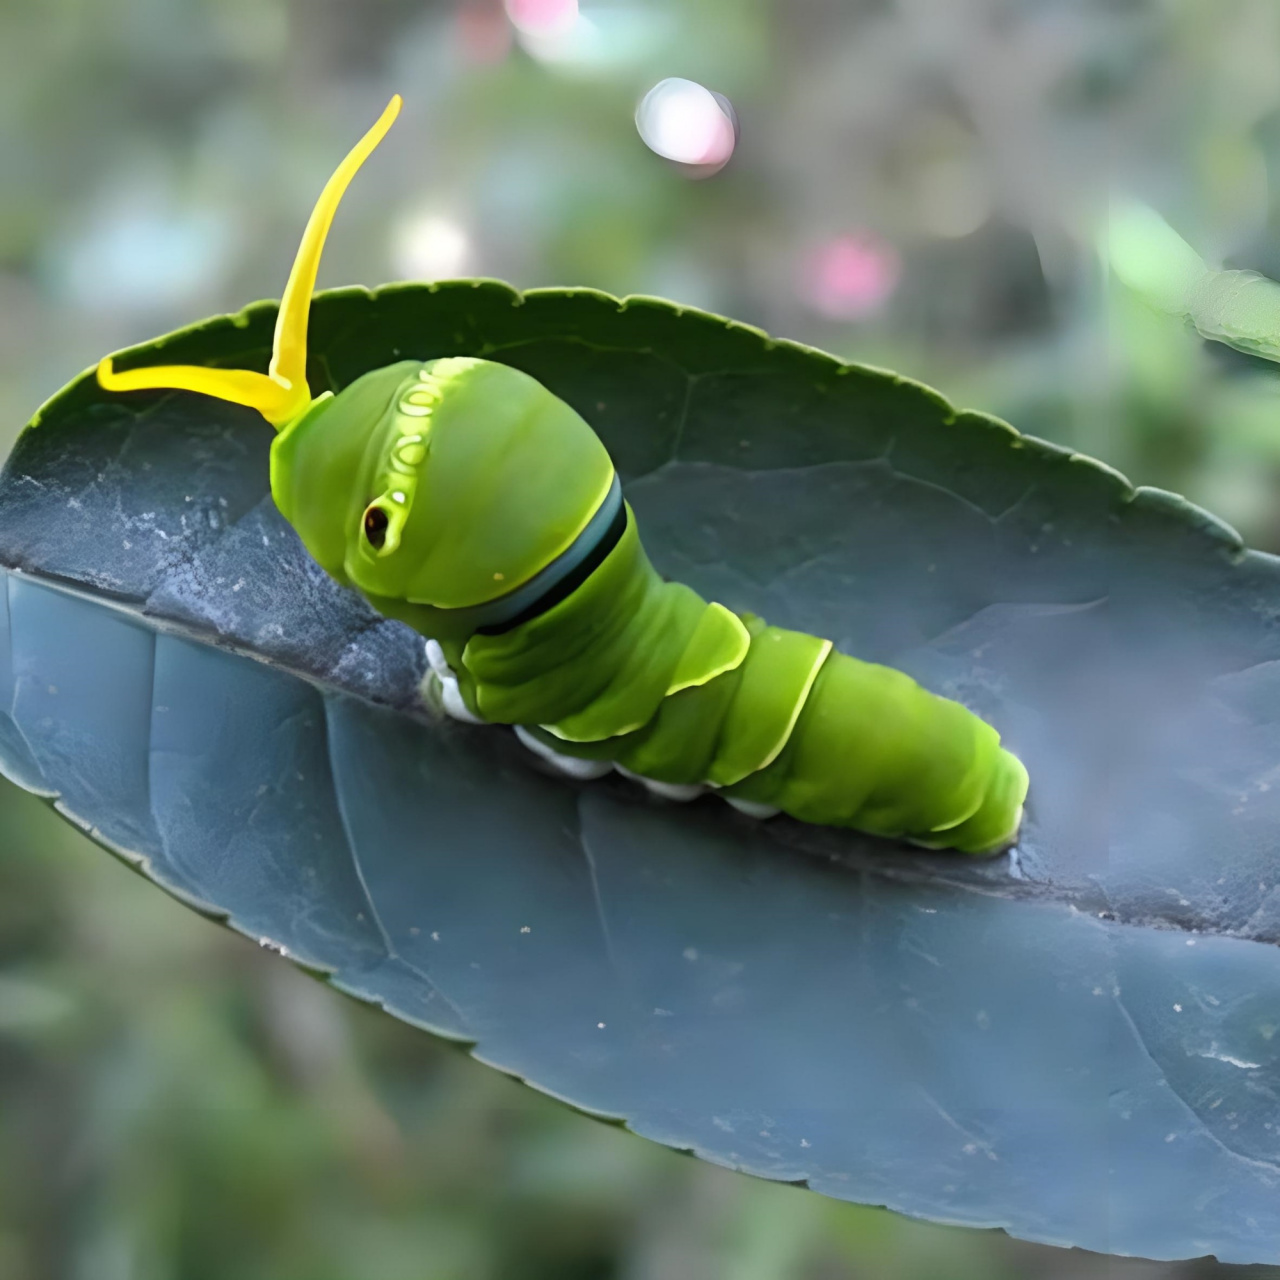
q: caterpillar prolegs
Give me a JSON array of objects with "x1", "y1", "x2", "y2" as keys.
[{"x1": 95, "y1": 96, "x2": 1029, "y2": 857}]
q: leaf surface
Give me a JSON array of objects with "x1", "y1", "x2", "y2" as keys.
[{"x1": 2, "y1": 283, "x2": 1279, "y2": 1263}]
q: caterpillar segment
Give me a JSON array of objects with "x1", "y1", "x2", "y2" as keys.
[{"x1": 94, "y1": 95, "x2": 1029, "y2": 858}]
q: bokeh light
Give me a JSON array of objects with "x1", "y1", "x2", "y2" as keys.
[
  {"x1": 47, "y1": 195, "x2": 235, "y2": 314},
  {"x1": 390, "y1": 212, "x2": 472, "y2": 280},
  {"x1": 504, "y1": 0, "x2": 578, "y2": 37},
  {"x1": 508, "y1": 4, "x2": 665, "y2": 73},
  {"x1": 803, "y1": 234, "x2": 901, "y2": 321},
  {"x1": 911, "y1": 156, "x2": 990, "y2": 240},
  {"x1": 635, "y1": 78, "x2": 737, "y2": 175}
]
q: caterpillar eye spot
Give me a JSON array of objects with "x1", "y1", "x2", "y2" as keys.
[{"x1": 363, "y1": 505, "x2": 389, "y2": 549}]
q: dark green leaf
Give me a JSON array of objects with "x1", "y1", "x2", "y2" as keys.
[{"x1": 2, "y1": 283, "x2": 1278, "y2": 1263}]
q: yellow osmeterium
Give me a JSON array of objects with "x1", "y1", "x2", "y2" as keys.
[{"x1": 97, "y1": 95, "x2": 402, "y2": 429}]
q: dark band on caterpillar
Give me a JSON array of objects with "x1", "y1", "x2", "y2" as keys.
[{"x1": 473, "y1": 475, "x2": 625, "y2": 635}]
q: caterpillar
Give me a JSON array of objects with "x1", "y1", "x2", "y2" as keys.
[{"x1": 96, "y1": 95, "x2": 1029, "y2": 856}]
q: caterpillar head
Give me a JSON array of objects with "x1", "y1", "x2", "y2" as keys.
[
  {"x1": 96, "y1": 96, "x2": 614, "y2": 615},
  {"x1": 270, "y1": 354, "x2": 613, "y2": 609}
]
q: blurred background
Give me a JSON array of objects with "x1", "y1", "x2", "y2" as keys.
[{"x1": 4, "y1": 0, "x2": 1280, "y2": 1276}]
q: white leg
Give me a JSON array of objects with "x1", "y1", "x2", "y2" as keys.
[
  {"x1": 514, "y1": 725, "x2": 614, "y2": 780},
  {"x1": 425, "y1": 638, "x2": 454, "y2": 679},
  {"x1": 723, "y1": 796, "x2": 780, "y2": 820},
  {"x1": 615, "y1": 764, "x2": 704, "y2": 802},
  {"x1": 439, "y1": 673, "x2": 485, "y2": 725}
]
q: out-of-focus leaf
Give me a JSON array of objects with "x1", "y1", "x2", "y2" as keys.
[
  {"x1": 1, "y1": 282, "x2": 1279, "y2": 1264},
  {"x1": 1108, "y1": 199, "x2": 1210, "y2": 316},
  {"x1": 1110, "y1": 198, "x2": 1280, "y2": 365}
]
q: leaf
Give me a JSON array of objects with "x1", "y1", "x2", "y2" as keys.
[
  {"x1": 3, "y1": 282, "x2": 1280, "y2": 1264},
  {"x1": 1109, "y1": 198, "x2": 1280, "y2": 366}
]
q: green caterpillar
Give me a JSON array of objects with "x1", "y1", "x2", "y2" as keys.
[{"x1": 97, "y1": 97, "x2": 1029, "y2": 856}]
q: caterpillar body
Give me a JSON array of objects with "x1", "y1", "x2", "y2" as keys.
[{"x1": 96, "y1": 96, "x2": 1029, "y2": 856}]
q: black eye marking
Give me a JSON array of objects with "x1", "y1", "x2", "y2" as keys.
[{"x1": 363, "y1": 504, "x2": 389, "y2": 549}]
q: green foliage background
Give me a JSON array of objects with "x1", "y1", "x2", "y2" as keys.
[{"x1": 3, "y1": 0, "x2": 1280, "y2": 1275}]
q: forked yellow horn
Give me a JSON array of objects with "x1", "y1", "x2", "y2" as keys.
[
  {"x1": 268, "y1": 93, "x2": 401, "y2": 416},
  {"x1": 97, "y1": 94, "x2": 403, "y2": 429},
  {"x1": 96, "y1": 357, "x2": 298, "y2": 422}
]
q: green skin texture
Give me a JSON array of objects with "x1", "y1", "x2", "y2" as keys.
[{"x1": 271, "y1": 356, "x2": 1029, "y2": 855}]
